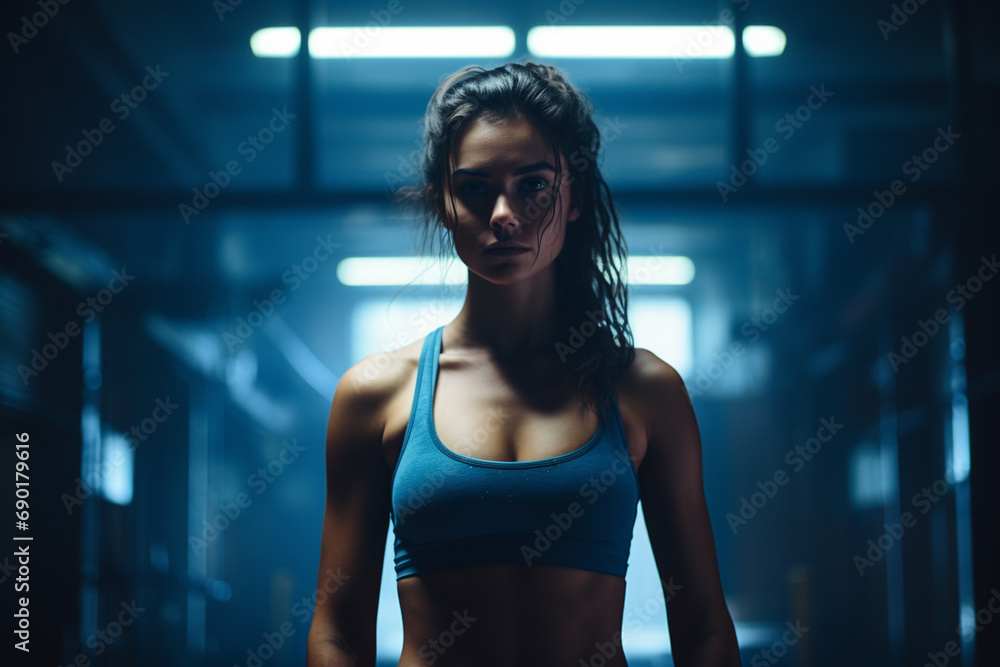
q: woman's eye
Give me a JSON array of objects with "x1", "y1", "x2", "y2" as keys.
[
  {"x1": 457, "y1": 178, "x2": 549, "y2": 197},
  {"x1": 521, "y1": 178, "x2": 549, "y2": 192},
  {"x1": 459, "y1": 181, "x2": 486, "y2": 195}
]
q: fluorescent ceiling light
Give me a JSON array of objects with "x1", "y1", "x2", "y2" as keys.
[
  {"x1": 252, "y1": 25, "x2": 782, "y2": 59},
  {"x1": 593, "y1": 255, "x2": 697, "y2": 285},
  {"x1": 527, "y1": 25, "x2": 785, "y2": 58},
  {"x1": 624, "y1": 256, "x2": 696, "y2": 285},
  {"x1": 337, "y1": 255, "x2": 694, "y2": 286},
  {"x1": 250, "y1": 27, "x2": 301, "y2": 57},
  {"x1": 529, "y1": 26, "x2": 733, "y2": 58},
  {"x1": 99, "y1": 432, "x2": 134, "y2": 506},
  {"x1": 742, "y1": 26, "x2": 786, "y2": 57},
  {"x1": 309, "y1": 26, "x2": 515, "y2": 58},
  {"x1": 337, "y1": 257, "x2": 467, "y2": 286}
]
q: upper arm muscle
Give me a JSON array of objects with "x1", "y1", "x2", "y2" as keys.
[
  {"x1": 307, "y1": 361, "x2": 393, "y2": 665},
  {"x1": 633, "y1": 352, "x2": 733, "y2": 654}
]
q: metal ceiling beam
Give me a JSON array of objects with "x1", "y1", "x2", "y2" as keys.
[
  {"x1": 1, "y1": 182, "x2": 970, "y2": 215},
  {"x1": 729, "y1": 2, "x2": 750, "y2": 177},
  {"x1": 295, "y1": 0, "x2": 316, "y2": 192},
  {"x1": 68, "y1": 1, "x2": 212, "y2": 181}
]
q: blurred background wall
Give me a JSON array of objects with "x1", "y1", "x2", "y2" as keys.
[{"x1": 1, "y1": 0, "x2": 998, "y2": 665}]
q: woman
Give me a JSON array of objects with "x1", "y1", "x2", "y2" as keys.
[{"x1": 306, "y1": 62, "x2": 740, "y2": 667}]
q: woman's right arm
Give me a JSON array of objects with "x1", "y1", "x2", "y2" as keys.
[{"x1": 307, "y1": 362, "x2": 392, "y2": 667}]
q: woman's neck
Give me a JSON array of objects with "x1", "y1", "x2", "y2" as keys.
[{"x1": 448, "y1": 265, "x2": 564, "y2": 360}]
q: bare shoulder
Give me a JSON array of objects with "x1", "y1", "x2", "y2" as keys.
[
  {"x1": 328, "y1": 334, "x2": 428, "y2": 441},
  {"x1": 620, "y1": 347, "x2": 689, "y2": 409},
  {"x1": 617, "y1": 348, "x2": 696, "y2": 468}
]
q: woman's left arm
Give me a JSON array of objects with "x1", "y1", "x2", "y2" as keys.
[{"x1": 631, "y1": 351, "x2": 741, "y2": 667}]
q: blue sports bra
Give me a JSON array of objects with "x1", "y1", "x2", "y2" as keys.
[{"x1": 389, "y1": 324, "x2": 640, "y2": 580}]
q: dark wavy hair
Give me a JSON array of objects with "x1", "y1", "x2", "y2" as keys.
[{"x1": 395, "y1": 61, "x2": 634, "y2": 423}]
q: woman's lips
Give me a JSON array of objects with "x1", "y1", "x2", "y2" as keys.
[{"x1": 483, "y1": 246, "x2": 530, "y2": 256}]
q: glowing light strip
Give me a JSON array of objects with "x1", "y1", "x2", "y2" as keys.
[
  {"x1": 309, "y1": 26, "x2": 515, "y2": 58},
  {"x1": 337, "y1": 255, "x2": 694, "y2": 286},
  {"x1": 526, "y1": 25, "x2": 785, "y2": 58},
  {"x1": 626, "y1": 255, "x2": 695, "y2": 285},
  {"x1": 251, "y1": 25, "x2": 784, "y2": 58},
  {"x1": 250, "y1": 27, "x2": 301, "y2": 57},
  {"x1": 337, "y1": 257, "x2": 467, "y2": 285}
]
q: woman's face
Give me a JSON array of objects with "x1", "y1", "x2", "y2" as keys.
[{"x1": 440, "y1": 114, "x2": 579, "y2": 285}]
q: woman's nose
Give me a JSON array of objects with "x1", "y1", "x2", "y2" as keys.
[{"x1": 489, "y1": 193, "x2": 522, "y2": 232}]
